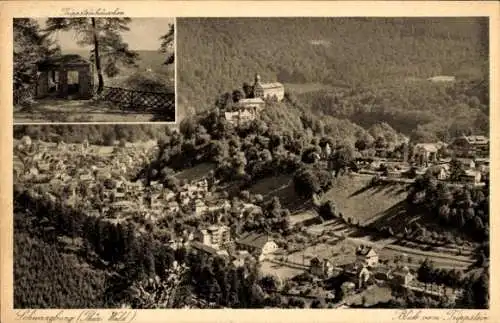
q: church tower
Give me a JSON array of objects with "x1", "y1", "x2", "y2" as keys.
[
  {"x1": 253, "y1": 73, "x2": 263, "y2": 99},
  {"x1": 254, "y1": 73, "x2": 261, "y2": 86}
]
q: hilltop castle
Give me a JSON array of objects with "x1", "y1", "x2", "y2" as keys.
[
  {"x1": 252, "y1": 73, "x2": 285, "y2": 102},
  {"x1": 224, "y1": 73, "x2": 285, "y2": 126}
]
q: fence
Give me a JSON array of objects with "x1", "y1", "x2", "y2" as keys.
[
  {"x1": 14, "y1": 85, "x2": 36, "y2": 105},
  {"x1": 100, "y1": 86, "x2": 175, "y2": 113}
]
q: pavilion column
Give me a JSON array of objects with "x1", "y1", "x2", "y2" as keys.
[
  {"x1": 59, "y1": 69, "x2": 68, "y2": 97},
  {"x1": 79, "y1": 68, "x2": 91, "y2": 98},
  {"x1": 36, "y1": 72, "x2": 48, "y2": 98}
]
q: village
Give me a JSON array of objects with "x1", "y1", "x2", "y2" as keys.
[
  {"x1": 12, "y1": 73, "x2": 489, "y2": 308},
  {"x1": 13, "y1": 112, "x2": 488, "y2": 307}
]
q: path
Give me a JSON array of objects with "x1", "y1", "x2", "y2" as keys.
[{"x1": 14, "y1": 99, "x2": 156, "y2": 123}]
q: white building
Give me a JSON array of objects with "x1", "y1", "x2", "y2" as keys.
[
  {"x1": 236, "y1": 232, "x2": 278, "y2": 261},
  {"x1": 194, "y1": 225, "x2": 231, "y2": 249},
  {"x1": 253, "y1": 74, "x2": 285, "y2": 101}
]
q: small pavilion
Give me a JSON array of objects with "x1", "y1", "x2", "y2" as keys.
[{"x1": 35, "y1": 54, "x2": 93, "y2": 99}]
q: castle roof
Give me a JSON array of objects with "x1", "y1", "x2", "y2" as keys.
[
  {"x1": 237, "y1": 98, "x2": 265, "y2": 104},
  {"x1": 256, "y1": 82, "x2": 284, "y2": 90}
]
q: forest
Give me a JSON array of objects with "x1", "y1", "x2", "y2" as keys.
[
  {"x1": 176, "y1": 17, "x2": 489, "y2": 142},
  {"x1": 13, "y1": 179, "x2": 282, "y2": 308}
]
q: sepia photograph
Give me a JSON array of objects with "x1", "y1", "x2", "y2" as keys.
[
  {"x1": 10, "y1": 16, "x2": 491, "y2": 311},
  {"x1": 13, "y1": 17, "x2": 176, "y2": 123}
]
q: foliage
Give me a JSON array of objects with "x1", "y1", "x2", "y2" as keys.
[
  {"x1": 13, "y1": 124, "x2": 174, "y2": 144},
  {"x1": 293, "y1": 165, "x2": 333, "y2": 198},
  {"x1": 14, "y1": 232, "x2": 110, "y2": 308},
  {"x1": 406, "y1": 173, "x2": 489, "y2": 242},
  {"x1": 159, "y1": 24, "x2": 175, "y2": 65},
  {"x1": 13, "y1": 18, "x2": 60, "y2": 89},
  {"x1": 45, "y1": 18, "x2": 139, "y2": 93}
]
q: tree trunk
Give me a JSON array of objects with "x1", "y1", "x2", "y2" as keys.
[{"x1": 91, "y1": 18, "x2": 104, "y2": 94}]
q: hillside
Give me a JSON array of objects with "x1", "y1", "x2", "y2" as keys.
[
  {"x1": 320, "y1": 175, "x2": 410, "y2": 226},
  {"x1": 13, "y1": 124, "x2": 174, "y2": 145},
  {"x1": 176, "y1": 17, "x2": 489, "y2": 140},
  {"x1": 177, "y1": 17, "x2": 487, "y2": 106},
  {"x1": 14, "y1": 209, "x2": 113, "y2": 308}
]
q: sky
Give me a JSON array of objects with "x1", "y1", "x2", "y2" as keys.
[{"x1": 36, "y1": 18, "x2": 174, "y2": 51}]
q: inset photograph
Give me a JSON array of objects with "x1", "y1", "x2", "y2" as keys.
[
  {"x1": 12, "y1": 17, "x2": 490, "y2": 310},
  {"x1": 13, "y1": 18, "x2": 175, "y2": 123}
]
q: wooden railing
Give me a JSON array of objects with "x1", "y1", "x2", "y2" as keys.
[{"x1": 100, "y1": 86, "x2": 175, "y2": 114}]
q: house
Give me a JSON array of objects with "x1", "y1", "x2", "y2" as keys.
[
  {"x1": 456, "y1": 158, "x2": 476, "y2": 170},
  {"x1": 344, "y1": 262, "x2": 371, "y2": 289},
  {"x1": 128, "y1": 181, "x2": 145, "y2": 192},
  {"x1": 79, "y1": 173, "x2": 93, "y2": 182},
  {"x1": 475, "y1": 158, "x2": 489, "y2": 167},
  {"x1": 27, "y1": 167, "x2": 39, "y2": 176},
  {"x1": 341, "y1": 281, "x2": 357, "y2": 297},
  {"x1": 459, "y1": 170, "x2": 482, "y2": 185},
  {"x1": 310, "y1": 257, "x2": 334, "y2": 278},
  {"x1": 194, "y1": 225, "x2": 231, "y2": 249},
  {"x1": 390, "y1": 266, "x2": 415, "y2": 287},
  {"x1": 241, "y1": 203, "x2": 262, "y2": 218},
  {"x1": 224, "y1": 108, "x2": 258, "y2": 126},
  {"x1": 37, "y1": 161, "x2": 51, "y2": 173},
  {"x1": 234, "y1": 98, "x2": 265, "y2": 113},
  {"x1": 166, "y1": 201, "x2": 180, "y2": 213},
  {"x1": 449, "y1": 135, "x2": 489, "y2": 158},
  {"x1": 113, "y1": 192, "x2": 126, "y2": 202},
  {"x1": 224, "y1": 111, "x2": 240, "y2": 125},
  {"x1": 150, "y1": 180, "x2": 162, "y2": 190},
  {"x1": 357, "y1": 265, "x2": 371, "y2": 289},
  {"x1": 475, "y1": 158, "x2": 489, "y2": 174},
  {"x1": 195, "y1": 178, "x2": 209, "y2": 191},
  {"x1": 190, "y1": 241, "x2": 229, "y2": 258},
  {"x1": 236, "y1": 233, "x2": 278, "y2": 261},
  {"x1": 427, "y1": 164, "x2": 450, "y2": 180},
  {"x1": 413, "y1": 143, "x2": 443, "y2": 166},
  {"x1": 193, "y1": 199, "x2": 209, "y2": 216},
  {"x1": 208, "y1": 200, "x2": 231, "y2": 213},
  {"x1": 427, "y1": 75, "x2": 456, "y2": 83},
  {"x1": 355, "y1": 245, "x2": 378, "y2": 267},
  {"x1": 150, "y1": 194, "x2": 165, "y2": 210},
  {"x1": 181, "y1": 196, "x2": 191, "y2": 206},
  {"x1": 321, "y1": 143, "x2": 332, "y2": 159},
  {"x1": 238, "y1": 109, "x2": 258, "y2": 124},
  {"x1": 253, "y1": 74, "x2": 285, "y2": 101},
  {"x1": 232, "y1": 250, "x2": 251, "y2": 268}
]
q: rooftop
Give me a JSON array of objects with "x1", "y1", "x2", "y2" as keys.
[
  {"x1": 414, "y1": 143, "x2": 441, "y2": 153},
  {"x1": 257, "y1": 82, "x2": 284, "y2": 89},
  {"x1": 37, "y1": 54, "x2": 90, "y2": 70},
  {"x1": 355, "y1": 246, "x2": 377, "y2": 257},
  {"x1": 237, "y1": 232, "x2": 272, "y2": 249},
  {"x1": 237, "y1": 98, "x2": 265, "y2": 104}
]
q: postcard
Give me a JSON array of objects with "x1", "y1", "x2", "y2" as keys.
[{"x1": 0, "y1": 1, "x2": 499, "y2": 323}]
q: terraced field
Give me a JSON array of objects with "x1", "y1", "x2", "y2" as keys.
[
  {"x1": 248, "y1": 175, "x2": 311, "y2": 213},
  {"x1": 321, "y1": 174, "x2": 412, "y2": 227}
]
